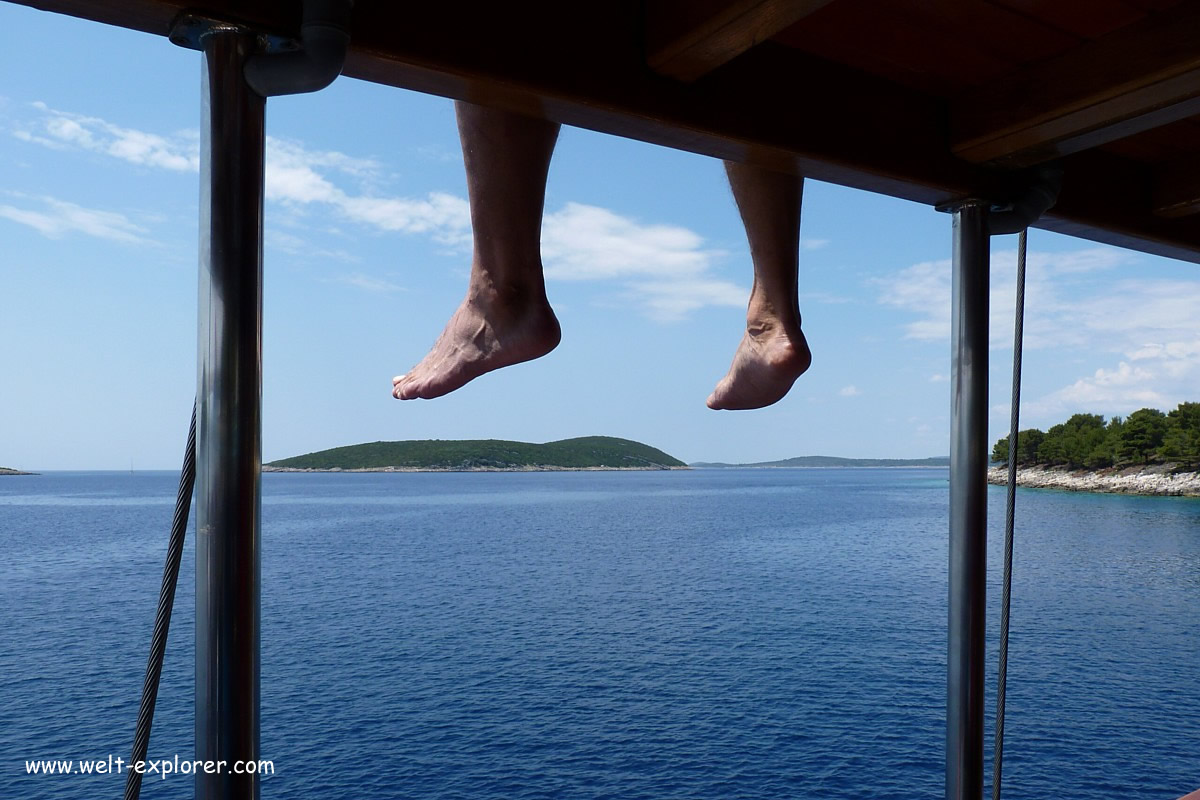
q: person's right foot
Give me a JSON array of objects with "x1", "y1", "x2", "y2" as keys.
[
  {"x1": 706, "y1": 323, "x2": 811, "y2": 410},
  {"x1": 393, "y1": 283, "x2": 561, "y2": 401}
]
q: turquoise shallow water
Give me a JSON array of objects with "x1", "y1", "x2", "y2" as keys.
[{"x1": 1, "y1": 468, "x2": 1197, "y2": 799}]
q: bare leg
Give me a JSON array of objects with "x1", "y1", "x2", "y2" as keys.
[
  {"x1": 707, "y1": 162, "x2": 812, "y2": 410},
  {"x1": 393, "y1": 102, "x2": 562, "y2": 400}
]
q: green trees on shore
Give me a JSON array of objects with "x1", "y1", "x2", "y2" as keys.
[{"x1": 992, "y1": 402, "x2": 1200, "y2": 469}]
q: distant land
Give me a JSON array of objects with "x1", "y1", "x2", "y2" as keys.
[
  {"x1": 690, "y1": 456, "x2": 950, "y2": 469},
  {"x1": 0, "y1": 467, "x2": 35, "y2": 476},
  {"x1": 265, "y1": 436, "x2": 687, "y2": 472}
]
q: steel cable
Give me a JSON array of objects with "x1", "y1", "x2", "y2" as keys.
[
  {"x1": 123, "y1": 401, "x2": 197, "y2": 800},
  {"x1": 992, "y1": 229, "x2": 1027, "y2": 800}
]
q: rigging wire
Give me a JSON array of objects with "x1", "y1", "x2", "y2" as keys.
[
  {"x1": 992, "y1": 228, "x2": 1027, "y2": 800},
  {"x1": 123, "y1": 401, "x2": 197, "y2": 800}
]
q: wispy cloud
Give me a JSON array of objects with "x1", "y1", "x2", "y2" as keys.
[
  {"x1": 326, "y1": 272, "x2": 408, "y2": 294},
  {"x1": 0, "y1": 195, "x2": 148, "y2": 243},
  {"x1": 13, "y1": 104, "x2": 471, "y2": 244},
  {"x1": 15, "y1": 101, "x2": 199, "y2": 171},
  {"x1": 839, "y1": 385, "x2": 861, "y2": 397},
  {"x1": 801, "y1": 237, "x2": 831, "y2": 251},
  {"x1": 875, "y1": 247, "x2": 1136, "y2": 347},
  {"x1": 800, "y1": 290, "x2": 851, "y2": 305},
  {"x1": 878, "y1": 245, "x2": 1200, "y2": 420},
  {"x1": 1025, "y1": 361, "x2": 1166, "y2": 418},
  {"x1": 264, "y1": 137, "x2": 471, "y2": 244},
  {"x1": 541, "y1": 202, "x2": 744, "y2": 321},
  {"x1": 11, "y1": 104, "x2": 749, "y2": 320}
]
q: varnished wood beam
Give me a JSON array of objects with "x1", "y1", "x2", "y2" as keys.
[
  {"x1": 645, "y1": 0, "x2": 836, "y2": 82},
  {"x1": 953, "y1": 1, "x2": 1200, "y2": 167}
]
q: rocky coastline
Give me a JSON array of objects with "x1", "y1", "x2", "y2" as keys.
[
  {"x1": 987, "y1": 464, "x2": 1200, "y2": 497},
  {"x1": 0, "y1": 467, "x2": 35, "y2": 476}
]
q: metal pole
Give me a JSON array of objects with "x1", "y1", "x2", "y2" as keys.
[
  {"x1": 947, "y1": 200, "x2": 990, "y2": 800},
  {"x1": 195, "y1": 25, "x2": 264, "y2": 800}
]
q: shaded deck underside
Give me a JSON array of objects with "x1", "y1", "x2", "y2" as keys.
[{"x1": 17, "y1": 0, "x2": 1200, "y2": 263}]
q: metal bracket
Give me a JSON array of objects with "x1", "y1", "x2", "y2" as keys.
[
  {"x1": 168, "y1": 12, "x2": 299, "y2": 55},
  {"x1": 934, "y1": 165, "x2": 1063, "y2": 235},
  {"x1": 935, "y1": 197, "x2": 991, "y2": 214}
]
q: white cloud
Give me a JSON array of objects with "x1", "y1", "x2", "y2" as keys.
[
  {"x1": 930, "y1": 373, "x2": 948, "y2": 383},
  {"x1": 13, "y1": 105, "x2": 470, "y2": 244},
  {"x1": 629, "y1": 278, "x2": 745, "y2": 322},
  {"x1": 1026, "y1": 361, "x2": 1166, "y2": 418},
  {"x1": 875, "y1": 247, "x2": 1138, "y2": 347},
  {"x1": 0, "y1": 196, "x2": 147, "y2": 243},
  {"x1": 18, "y1": 101, "x2": 199, "y2": 171},
  {"x1": 11, "y1": 104, "x2": 747, "y2": 320},
  {"x1": 839, "y1": 385, "x2": 861, "y2": 397},
  {"x1": 878, "y1": 244, "x2": 1200, "y2": 421},
  {"x1": 542, "y1": 202, "x2": 744, "y2": 321},
  {"x1": 801, "y1": 237, "x2": 831, "y2": 251},
  {"x1": 265, "y1": 230, "x2": 358, "y2": 262},
  {"x1": 263, "y1": 137, "x2": 470, "y2": 244},
  {"x1": 542, "y1": 203, "x2": 717, "y2": 281}
]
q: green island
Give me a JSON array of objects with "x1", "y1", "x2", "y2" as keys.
[
  {"x1": 989, "y1": 402, "x2": 1200, "y2": 496},
  {"x1": 265, "y1": 436, "x2": 687, "y2": 472},
  {"x1": 692, "y1": 456, "x2": 948, "y2": 468}
]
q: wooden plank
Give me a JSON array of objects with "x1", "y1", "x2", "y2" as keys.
[
  {"x1": 12, "y1": 0, "x2": 1200, "y2": 263},
  {"x1": 772, "y1": 0, "x2": 1077, "y2": 95},
  {"x1": 984, "y1": 0, "x2": 1146, "y2": 40},
  {"x1": 342, "y1": 4, "x2": 987, "y2": 205},
  {"x1": 954, "y1": 1, "x2": 1200, "y2": 166},
  {"x1": 646, "y1": 0, "x2": 836, "y2": 82},
  {"x1": 1040, "y1": 148, "x2": 1200, "y2": 261},
  {"x1": 1102, "y1": 116, "x2": 1200, "y2": 163},
  {"x1": 1152, "y1": 155, "x2": 1200, "y2": 217}
]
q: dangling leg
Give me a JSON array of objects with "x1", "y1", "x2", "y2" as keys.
[
  {"x1": 707, "y1": 162, "x2": 812, "y2": 410},
  {"x1": 393, "y1": 102, "x2": 562, "y2": 400}
]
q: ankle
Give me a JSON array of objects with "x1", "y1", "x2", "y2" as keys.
[
  {"x1": 467, "y1": 276, "x2": 547, "y2": 310},
  {"x1": 745, "y1": 314, "x2": 802, "y2": 340}
]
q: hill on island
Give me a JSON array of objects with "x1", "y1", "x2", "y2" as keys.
[
  {"x1": 691, "y1": 455, "x2": 949, "y2": 468},
  {"x1": 267, "y1": 436, "x2": 686, "y2": 471}
]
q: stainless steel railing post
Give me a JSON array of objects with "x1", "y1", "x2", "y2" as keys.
[
  {"x1": 194, "y1": 24, "x2": 264, "y2": 800},
  {"x1": 947, "y1": 199, "x2": 990, "y2": 800}
]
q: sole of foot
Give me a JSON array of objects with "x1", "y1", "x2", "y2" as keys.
[
  {"x1": 393, "y1": 294, "x2": 561, "y2": 400},
  {"x1": 706, "y1": 328, "x2": 811, "y2": 411}
]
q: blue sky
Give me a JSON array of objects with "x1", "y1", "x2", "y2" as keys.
[{"x1": 4, "y1": 4, "x2": 1200, "y2": 470}]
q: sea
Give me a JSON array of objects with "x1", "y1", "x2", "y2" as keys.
[{"x1": 1, "y1": 468, "x2": 1197, "y2": 800}]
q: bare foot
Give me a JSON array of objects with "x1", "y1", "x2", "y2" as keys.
[
  {"x1": 392, "y1": 286, "x2": 561, "y2": 400},
  {"x1": 707, "y1": 324, "x2": 811, "y2": 410}
]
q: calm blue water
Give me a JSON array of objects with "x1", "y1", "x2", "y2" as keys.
[{"x1": 1, "y1": 469, "x2": 1197, "y2": 799}]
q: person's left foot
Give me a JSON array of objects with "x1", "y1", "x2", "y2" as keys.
[
  {"x1": 392, "y1": 280, "x2": 560, "y2": 401},
  {"x1": 707, "y1": 324, "x2": 811, "y2": 410}
]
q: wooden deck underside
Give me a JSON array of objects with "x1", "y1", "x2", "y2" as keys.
[{"x1": 14, "y1": 0, "x2": 1200, "y2": 264}]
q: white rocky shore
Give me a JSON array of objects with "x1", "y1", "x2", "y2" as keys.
[{"x1": 987, "y1": 464, "x2": 1200, "y2": 497}]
